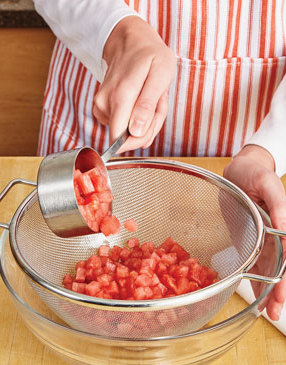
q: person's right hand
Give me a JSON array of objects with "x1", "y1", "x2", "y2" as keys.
[{"x1": 93, "y1": 16, "x2": 176, "y2": 153}]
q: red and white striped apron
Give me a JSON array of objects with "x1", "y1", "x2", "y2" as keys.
[{"x1": 38, "y1": 0, "x2": 286, "y2": 158}]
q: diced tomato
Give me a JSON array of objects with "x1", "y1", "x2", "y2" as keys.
[
  {"x1": 134, "y1": 286, "x2": 153, "y2": 300},
  {"x1": 97, "y1": 190, "x2": 114, "y2": 203},
  {"x1": 125, "y1": 258, "x2": 142, "y2": 271},
  {"x1": 150, "y1": 251, "x2": 161, "y2": 263},
  {"x1": 172, "y1": 265, "x2": 189, "y2": 278},
  {"x1": 133, "y1": 286, "x2": 145, "y2": 300},
  {"x1": 160, "y1": 237, "x2": 177, "y2": 253},
  {"x1": 62, "y1": 274, "x2": 74, "y2": 289},
  {"x1": 140, "y1": 265, "x2": 154, "y2": 277},
  {"x1": 106, "y1": 281, "x2": 120, "y2": 296},
  {"x1": 85, "y1": 268, "x2": 97, "y2": 282},
  {"x1": 87, "y1": 167, "x2": 101, "y2": 179},
  {"x1": 188, "y1": 263, "x2": 202, "y2": 284},
  {"x1": 74, "y1": 167, "x2": 118, "y2": 235},
  {"x1": 198, "y1": 266, "x2": 218, "y2": 287},
  {"x1": 170, "y1": 243, "x2": 190, "y2": 260},
  {"x1": 152, "y1": 286, "x2": 163, "y2": 299},
  {"x1": 86, "y1": 281, "x2": 102, "y2": 296},
  {"x1": 93, "y1": 267, "x2": 104, "y2": 277},
  {"x1": 124, "y1": 277, "x2": 136, "y2": 297},
  {"x1": 161, "y1": 253, "x2": 177, "y2": 266},
  {"x1": 161, "y1": 274, "x2": 177, "y2": 293},
  {"x1": 176, "y1": 277, "x2": 191, "y2": 295},
  {"x1": 156, "y1": 262, "x2": 168, "y2": 276},
  {"x1": 189, "y1": 281, "x2": 200, "y2": 292},
  {"x1": 109, "y1": 245, "x2": 121, "y2": 261},
  {"x1": 141, "y1": 258, "x2": 156, "y2": 271},
  {"x1": 100, "y1": 203, "x2": 110, "y2": 215},
  {"x1": 141, "y1": 242, "x2": 155, "y2": 252},
  {"x1": 97, "y1": 273, "x2": 113, "y2": 287},
  {"x1": 157, "y1": 282, "x2": 168, "y2": 296},
  {"x1": 144, "y1": 287, "x2": 153, "y2": 299},
  {"x1": 63, "y1": 283, "x2": 73, "y2": 290},
  {"x1": 129, "y1": 270, "x2": 139, "y2": 280},
  {"x1": 74, "y1": 182, "x2": 85, "y2": 205},
  {"x1": 75, "y1": 267, "x2": 86, "y2": 283},
  {"x1": 204, "y1": 266, "x2": 219, "y2": 280},
  {"x1": 140, "y1": 242, "x2": 155, "y2": 258},
  {"x1": 87, "y1": 220, "x2": 99, "y2": 233},
  {"x1": 90, "y1": 175, "x2": 108, "y2": 192},
  {"x1": 100, "y1": 256, "x2": 108, "y2": 266},
  {"x1": 98, "y1": 245, "x2": 110, "y2": 257},
  {"x1": 71, "y1": 282, "x2": 86, "y2": 294},
  {"x1": 86, "y1": 255, "x2": 102, "y2": 269},
  {"x1": 96, "y1": 290, "x2": 107, "y2": 299},
  {"x1": 130, "y1": 247, "x2": 143, "y2": 258},
  {"x1": 105, "y1": 258, "x2": 117, "y2": 273},
  {"x1": 93, "y1": 208, "x2": 107, "y2": 224},
  {"x1": 81, "y1": 204, "x2": 95, "y2": 222},
  {"x1": 84, "y1": 192, "x2": 99, "y2": 206},
  {"x1": 135, "y1": 274, "x2": 153, "y2": 287},
  {"x1": 100, "y1": 215, "x2": 121, "y2": 236},
  {"x1": 75, "y1": 260, "x2": 86, "y2": 270},
  {"x1": 155, "y1": 248, "x2": 166, "y2": 257},
  {"x1": 123, "y1": 218, "x2": 138, "y2": 232},
  {"x1": 77, "y1": 172, "x2": 96, "y2": 195},
  {"x1": 127, "y1": 238, "x2": 139, "y2": 248},
  {"x1": 63, "y1": 236, "x2": 218, "y2": 303},
  {"x1": 142, "y1": 250, "x2": 151, "y2": 258},
  {"x1": 119, "y1": 247, "x2": 131, "y2": 261},
  {"x1": 180, "y1": 257, "x2": 199, "y2": 267},
  {"x1": 116, "y1": 265, "x2": 129, "y2": 279},
  {"x1": 151, "y1": 273, "x2": 160, "y2": 286},
  {"x1": 74, "y1": 169, "x2": 82, "y2": 180}
]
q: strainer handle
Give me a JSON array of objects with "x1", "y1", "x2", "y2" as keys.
[
  {"x1": 0, "y1": 178, "x2": 36, "y2": 230},
  {"x1": 242, "y1": 226, "x2": 286, "y2": 284}
]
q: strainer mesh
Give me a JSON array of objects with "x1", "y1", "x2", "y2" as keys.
[{"x1": 13, "y1": 163, "x2": 258, "y2": 338}]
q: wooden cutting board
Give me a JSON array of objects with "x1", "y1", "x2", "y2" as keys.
[{"x1": 0, "y1": 156, "x2": 285, "y2": 365}]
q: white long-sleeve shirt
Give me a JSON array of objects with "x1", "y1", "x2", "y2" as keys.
[
  {"x1": 34, "y1": 0, "x2": 138, "y2": 82},
  {"x1": 34, "y1": 0, "x2": 286, "y2": 177}
]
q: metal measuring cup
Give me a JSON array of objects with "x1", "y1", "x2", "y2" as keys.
[{"x1": 37, "y1": 130, "x2": 129, "y2": 238}]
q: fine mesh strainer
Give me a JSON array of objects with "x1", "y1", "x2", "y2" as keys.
[{"x1": 0, "y1": 158, "x2": 286, "y2": 339}]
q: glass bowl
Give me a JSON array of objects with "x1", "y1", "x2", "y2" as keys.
[{"x1": 0, "y1": 214, "x2": 281, "y2": 365}]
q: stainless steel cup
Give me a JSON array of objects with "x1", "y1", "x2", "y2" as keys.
[{"x1": 37, "y1": 130, "x2": 129, "y2": 238}]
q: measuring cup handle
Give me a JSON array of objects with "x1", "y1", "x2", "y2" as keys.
[
  {"x1": 101, "y1": 129, "x2": 130, "y2": 163},
  {"x1": 0, "y1": 178, "x2": 36, "y2": 230},
  {"x1": 242, "y1": 226, "x2": 286, "y2": 284}
]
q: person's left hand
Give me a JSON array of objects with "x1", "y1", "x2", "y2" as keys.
[{"x1": 223, "y1": 144, "x2": 286, "y2": 321}]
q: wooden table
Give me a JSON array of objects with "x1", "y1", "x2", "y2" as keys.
[{"x1": 0, "y1": 156, "x2": 285, "y2": 365}]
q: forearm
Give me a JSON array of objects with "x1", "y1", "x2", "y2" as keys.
[{"x1": 33, "y1": 0, "x2": 140, "y2": 82}]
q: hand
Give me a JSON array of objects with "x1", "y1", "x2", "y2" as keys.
[
  {"x1": 223, "y1": 144, "x2": 286, "y2": 321},
  {"x1": 93, "y1": 16, "x2": 176, "y2": 153}
]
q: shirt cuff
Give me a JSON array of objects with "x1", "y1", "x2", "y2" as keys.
[
  {"x1": 86, "y1": 7, "x2": 141, "y2": 82},
  {"x1": 34, "y1": 0, "x2": 141, "y2": 82},
  {"x1": 243, "y1": 75, "x2": 286, "y2": 177}
]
